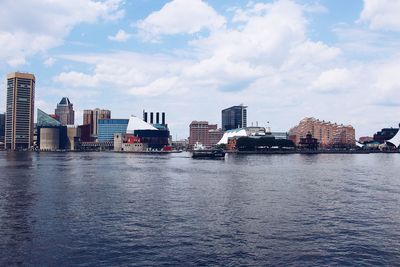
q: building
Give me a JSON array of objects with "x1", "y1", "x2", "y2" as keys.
[
  {"x1": 83, "y1": 108, "x2": 111, "y2": 137},
  {"x1": 36, "y1": 109, "x2": 67, "y2": 151},
  {"x1": 222, "y1": 104, "x2": 247, "y2": 131},
  {"x1": 78, "y1": 124, "x2": 93, "y2": 142},
  {"x1": 97, "y1": 119, "x2": 129, "y2": 142},
  {"x1": 114, "y1": 133, "x2": 147, "y2": 152},
  {"x1": 288, "y1": 117, "x2": 356, "y2": 148},
  {"x1": 5, "y1": 72, "x2": 35, "y2": 150},
  {"x1": 66, "y1": 126, "x2": 80, "y2": 151},
  {"x1": 189, "y1": 121, "x2": 224, "y2": 148},
  {"x1": 0, "y1": 113, "x2": 5, "y2": 149},
  {"x1": 55, "y1": 97, "x2": 74, "y2": 125},
  {"x1": 126, "y1": 115, "x2": 170, "y2": 150}
]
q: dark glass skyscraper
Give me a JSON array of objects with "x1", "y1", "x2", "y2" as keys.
[
  {"x1": 221, "y1": 104, "x2": 247, "y2": 131},
  {"x1": 5, "y1": 72, "x2": 35, "y2": 150}
]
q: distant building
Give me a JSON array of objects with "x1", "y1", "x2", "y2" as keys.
[
  {"x1": 222, "y1": 104, "x2": 247, "y2": 131},
  {"x1": 288, "y1": 117, "x2": 356, "y2": 148},
  {"x1": 189, "y1": 121, "x2": 224, "y2": 148},
  {"x1": 83, "y1": 108, "x2": 111, "y2": 137},
  {"x1": 5, "y1": 72, "x2": 35, "y2": 150},
  {"x1": 127, "y1": 115, "x2": 170, "y2": 150},
  {"x1": 114, "y1": 133, "x2": 147, "y2": 152},
  {"x1": 97, "y1": 119, "x2": 129, "y2": 142},
  {"x1": 55, "y1": 97, "x2": 74, "y2": 125}
]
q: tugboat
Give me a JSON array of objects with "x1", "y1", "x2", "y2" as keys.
[{"x1": 191, "y1": 142, "x2": 225, "y2": 159}]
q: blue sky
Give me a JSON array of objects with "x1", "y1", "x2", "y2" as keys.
[{"x1": 1, "y1": 0, "x2": 400, "y2": 139}]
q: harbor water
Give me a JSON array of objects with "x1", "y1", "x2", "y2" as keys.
[{"x1": 1, "y1": 151, "x2": 400, "y2": 266}]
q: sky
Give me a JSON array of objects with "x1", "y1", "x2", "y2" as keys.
[{"x1": 1, "y1": 0, "x2": 400, "y2": 140}]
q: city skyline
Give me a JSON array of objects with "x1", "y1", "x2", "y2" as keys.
[{"x1": 1, "y1": 0, "x2": 400, "y2": 139}]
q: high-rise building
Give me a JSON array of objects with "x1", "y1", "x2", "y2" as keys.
[
  {"x1": 55, "y1": 97, "x2": 74, "y2": 125},
  {"x1": 189, "y1": 121, "x2": 223, "y2": 148},
  {"x1": 5, "y1": 72, "x2": 35, "y2": 150},
  {"x1": 83, "y1": 108, "x2": 111, "y2": 137},
  {"x1": 222, "y1": 104, "x2": 247, "y2": 131}
]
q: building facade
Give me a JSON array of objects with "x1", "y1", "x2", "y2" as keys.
[
  {"x1": 83, "y1": 108, "x2": 111, "y2": 137},
  {"x1": 289, "y1": 117, "x2": 356, "y2": 148},
  {"x1": 222, "y1": 104, "x2": 247, "y2": 131},
  {"x1": 0, "y1": 113, "x2": 5, "y2": 137},
  {"x1": 97, "y1": 119, "x2": 129, "y2": 142},
  {"x1": 0, "y1": 113, "x2": 5, "y2": 149},
  {"x1": 5, "y1": 72, "x2": 35, "y2": 150},
  {"x1": 189, "y1": 121, "x2": 223, "y2": 147},
  {"x1": 36, "y1": 109, "x2": 67, "y2": 151},
  {"x1": 55, "y1": 97, "x2": 74, "y2": 125}
]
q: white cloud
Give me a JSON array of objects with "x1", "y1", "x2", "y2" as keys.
[
  {"x1": 360, "y1": 0, "x2": 400, "y2": 31},
  {"x1": 108, "y1": 29, "x2": 132, "y2": 42},
  {"x1": 0, "y1": 0, "x2": 124, "y2": 67},
  {"x1": 43, "y1": 57, "x2": 56, "y2": 67},
  {"x1": 311, "y1": 68, "x2": 352, "y2": 93},
  {"x1": 136, "y1": 0, "x2": 226, "y2": 42}
]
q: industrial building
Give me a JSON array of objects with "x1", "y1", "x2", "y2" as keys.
[
  {"x1": 5, "y1": 72, "x2": 35, "y2": 150},
  {"x1": 127, "y1": 115, "x2": 170, "y2": 150}
]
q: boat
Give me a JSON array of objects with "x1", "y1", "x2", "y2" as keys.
[{"x1": 191, "y1": 142, "x2": 225, "y2": 159}]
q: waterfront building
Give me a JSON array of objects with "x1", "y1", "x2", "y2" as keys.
[
  {"x1": 5, "y1": 72, "x2": 35, "y2": 150},
  {"x1": 127, "y1": 115, "x2": 170, "y2": 150},
  {"x1": 78, "y1": 124, "x2": 93, "y2": 142},
  {"x1": 97, "y1": 119, "x2": 129, "y2": 142},
  {"x1": 288, "y1": 117, "x2": 356, "y2": 148},
  {"x1": 114, "y1": 133, "x2": 147, "y2": 152},
  {"x1": 83, "y1": 108, "x2": 111, "y2": 137},
  {"x1": 143, "y1": 110, "x2": 167, "y2": 126},
  {"x1": 67, "y1": 126, "x2": 80, "y2": 151},
  {"x1": 55, "y1": 97, "x2": 74, "y2": 125},
  {"x1": 36, "y1": 109, "x2": 67, "y2": 151},
  {"x1": 189, "y1": 121, "x2": 223, "y2": 148},
  {"x1": 222, "y1": 104, "x2": 247, "y2": 131}
]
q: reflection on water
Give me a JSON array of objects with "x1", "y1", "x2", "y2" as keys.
[{"x1": 0, "y1": 151, "x2": 400, "y2": 266}]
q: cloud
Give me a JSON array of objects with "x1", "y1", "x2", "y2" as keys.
[
  {"x1": 0, "y1": 0, "x2": 124, "y2": 67},
  {"x1": 136, "y1": 0, "x2": 226, "y2": 42},
  {"x1": 43, "y1": 57, "x2": 56, "y2": 67},
  {"x1": 311, "y1": 68, "x2": 352, "y2": 93},
  {"x1": 360, "y1": 0, "x2": 400, "y2": 31},
  {"x1": 108, "y1": 29, "x2": 131, "y2": 42}
]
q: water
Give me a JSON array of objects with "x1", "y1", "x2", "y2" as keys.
[{"x1": 1, "y1": 151, "x2": 400, "y2": 266}]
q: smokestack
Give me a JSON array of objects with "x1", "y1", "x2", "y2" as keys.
[
  {"x1": 143, "y1": 111, "x2": 148, "y2": 122},
  {"x1": 162, "y1": 112, "x2": 165, "y2": 125},
  {"x1": 156, "y1": 112, "x2": 160, "y2": 124},
  {"x1": 150, "y1": 112, "x2": 154, "y2": 124}
]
